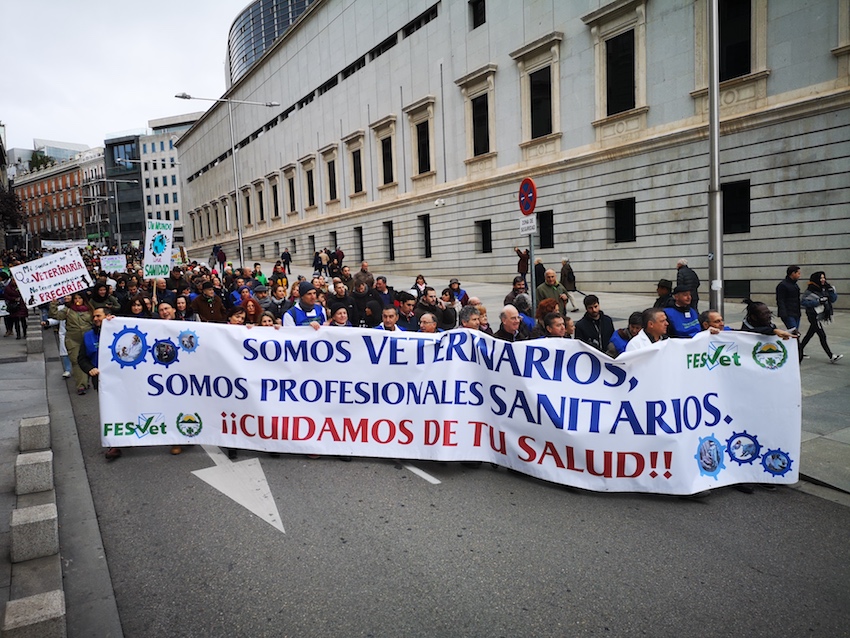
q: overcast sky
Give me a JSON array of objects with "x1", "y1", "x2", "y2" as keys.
[{"x1": 2, "y1": 0, "x2": 250, "y2": 151}]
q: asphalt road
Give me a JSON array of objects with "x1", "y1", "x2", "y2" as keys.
[{"x1": 69, "y1": 388, "x2": 850, "y2": 638}]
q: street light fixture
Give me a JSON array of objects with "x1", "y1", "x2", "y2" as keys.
[{"x1": 175, "y1": 92, "x2": 280, "y2": 269}]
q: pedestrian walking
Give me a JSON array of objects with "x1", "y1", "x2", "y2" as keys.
[{"x1": 799, "y1": 271, "x2": 842, "y2": 362}]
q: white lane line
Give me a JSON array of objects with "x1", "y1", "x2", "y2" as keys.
[{"x1": 403, "y1": 463, "x2": 441, "y2": 484}]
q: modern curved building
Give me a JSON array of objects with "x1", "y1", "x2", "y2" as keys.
[
  {"x1": 227, "y1": 0, "x2": 316, "y2": 86},
  {"x1": 182, "y1": 0, "x2": 850, "y2": 308}
]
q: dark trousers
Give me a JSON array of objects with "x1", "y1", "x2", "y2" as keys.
[{"x1": 800, "y1": 319, "x2": 832, "y2": 359}]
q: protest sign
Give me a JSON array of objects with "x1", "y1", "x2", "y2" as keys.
[
  {"x1": 41, "y1": 239, "x2": 88, "y2": 253},
  {"x1": 0, "y1": 300, "x2": 7, "y2": 317},
  {"x1": 142, "y1": 220, "x2": 174, "y2": 279},
  {"x1": 11, "y1": 248, "x2": 92, "y2": 307},
  {"x1": 99, "y1": 255, "x2": 127, "y2": 273},
  {"x1": 99, "y1": 320, "x2": 801, "y2": 495}
]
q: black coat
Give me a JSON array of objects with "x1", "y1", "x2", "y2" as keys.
[
  {"x1": 775, "y1": 276, "x2": 801, "y2": 319},
  {"x1": 575, "y1": 312, "x2": 615, "y2": 352}
]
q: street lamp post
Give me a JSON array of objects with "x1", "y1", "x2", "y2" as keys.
[
  {"x1": 95, "y1": 178, "x2": 138, "y2": 250},
  {"x1": 175, "y1": 92, "x2": 279, "y2": 270},
  {"x1": 81, "y1": 195, "x2": 113, "y2": 244}
]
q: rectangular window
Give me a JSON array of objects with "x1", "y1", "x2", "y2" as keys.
[
  {"x1": 530, "y1": 66, "x2": 552, "y2": 139},
  {"x1": 327, "y1": 160, "x2": 338, "y2": 201},
  {"x1": 470, "y1": 0, "x2": 486, "y2": 29},
  {"x1": 156, "y1": 211, "x2": 162, "y2": 220},
  {"x1": 171, "y1": 175, "x2": 177, "y2": 186},
  {"x1": 152, "y1": 160, "x2": 157, "y2": 170},
  {"x1": 160, "y1": 141, "x2": 165, "y2": 152},
  {"x1": 537, "y1": 210, "x2": 554, "y2": 249},
  {"x1": 471, "y1": 94, "x2": 490, "y2": 156},
  {"x1": 143, "y1": 162, "x2": 149, "y2": 171},
  {"x1": 169, "y1": 139, "x2": 174, "y2": 149},
  {"x1": 419, "y1": 214, "x2": 432, "y2": 258},
  {"x1": 306, "y1": 170, "x2": 315, "y2": 207},
  {"x1": 174, "y1": 210, "x2": 179, "y2": 220},
  {"x1": 153, "y1": 177, "x2": 159, "y2": 188},
  {"x1": 308, "y1": 234, "x2": 316, "y2": 254},
  {"x1": 384, "y1": 221, "x2": 395, "y2": 261},
  {"x1": 475, "y1": 219, "x2": 492, "y2": 253},
  {"x1": 416, "y1": 122, "x2": 430, "y2": 174},
  {"x1": 169, "y1": 157, "x2": 175, "y2": 167},
  {"x1": 354, "y1": 226, "x2": 364, "y2": 262},
  {"x1": 611, "y1": 198, "x2": 637, "y2": 243},
  {"x1": 352, "y1": 149, "x2": 363, "y2": 193},
  {"x1": 272, "y1": 183, "x2": 280, "y2": 217},
  {"x1": 725, "y1": 280, "x2": 751, "y2": 299},
  {"x1": 258, "y1": 191, "x2": 265, "y2": 221},
  {"x1": 722, "y1": 180, "x2": 751, "y2": 234},
  {"x1": 606, "y1": 29, "x2": 635, "y2": 116},
  {"x1": 142, "y1": 143, "x2": 147, "y2": 154},
  {"x1": 244, "y1": 193, "x2": 251, "y2": 224},
  {"x1": 145, "y1": 178, "x2": 150, "y2": 188},
  {"x1": 146, "y1": 195, "x2": 151, "y2": 206},
  {"x1": 288, "y1": 176, "x2": 296, "y2": 211},
  {"x1": 155, "y1": 194, "x2": 161, "y2": 205},
  {"x1": 164, "y1": 210, "x2": 170, "y2": 220},
  {"x1": 329, "y1": 231, "x2": 337, "y2": 249},
  {"x1": 164, "y1": 193, "x2": 169, "y2": 204},
  {"x1": 173, "y1": 192, "x2": 178, "y2": 203},
  {"x1": 381, "y1": 137, "x2": 394, "y2": 185},
  {"x1": 719, "y1": 0, "x2": 751, "y2": 82}
]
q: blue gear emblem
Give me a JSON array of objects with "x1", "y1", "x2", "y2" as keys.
[
  {"x1": 726, "y1": 431, "x2": 761, "y2": 466},
  {"x1": 761, "y1": 448, "x2": 793, "y2": 477},
  {"x1": 694, "y1": 434, "x2": 726, "y2": 479},
  {"x1": 110, "y1": 326, "x2": 149, "y2": 369},
  {"x1": 150, "y1": 338, "x2": 180, "y2": 368},
  {"x1": 178, "y1": 330, "x2": 199, "y2": 353}
]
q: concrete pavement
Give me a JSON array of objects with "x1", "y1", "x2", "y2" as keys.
[{"x1": 0, "y1": 259, "x2": 847, "y2": 633}]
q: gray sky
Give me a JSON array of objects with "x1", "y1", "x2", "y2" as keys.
[{"x1": 2, "y1": 0, "x2": 249, "y2": 151}]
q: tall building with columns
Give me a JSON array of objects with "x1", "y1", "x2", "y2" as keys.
[{"x1": 178, "y1": 0, "x2": 850, "y2": 306}]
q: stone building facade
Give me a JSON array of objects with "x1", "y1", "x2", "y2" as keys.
[{"x1": 179, "y1": 0, "x2": 850, "y2": 307}]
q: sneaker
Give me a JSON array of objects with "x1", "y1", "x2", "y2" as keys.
[
  {"x1": 170, "y1": 446, "x2": 183, "y2": 455},
  {"x1": 802, "y1": 354, "x2": 810, "y2": 359},
  {"x1": 62, "y1": 371, "x2": 71, "y2": 378},
  {"x1": 76, "y1": 387, "x2": 86, "y2": 395},
  {"x1": 830, "y1": 354, "x2": 843, "y2": 363},
  {"x1": 105, "y1": 448, "x2": 122, "y2": 462}
]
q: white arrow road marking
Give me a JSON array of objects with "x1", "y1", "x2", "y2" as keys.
[
  {"x1": 402, "y1": 463, "x2": 441, "y2": 484},
  {"x1": 192, "y1": 445, "x2": 285, "y2": 533}
]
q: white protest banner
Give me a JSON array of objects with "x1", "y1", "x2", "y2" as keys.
[
  {"x1": 142, "y1": 219, "x2": 174, "y2": 279},
  {"x1": 11, "y1": 248, "x2": 93, "y2": 307},
  {"x1": 99, "y1": 320, "x2": 801, "y2": 495},
  {"x1": 0, "y1": 300, "x2": 7, "y2": 317},
  {"x1": 41, "y1": 239, "x2": 88, "y2": 253},
  {"x1": 99, "y1": 255, "x2": 127, "y2": 273}
]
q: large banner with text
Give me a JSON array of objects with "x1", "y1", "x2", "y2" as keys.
[
  {"x1": 99, "y1": 319, "x2": 801, "y2": 495},
  {"x1": 11, "y1": 248, "x2": 92, "y2": 307}
]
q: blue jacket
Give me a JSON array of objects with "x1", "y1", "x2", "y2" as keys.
[{"x1": 665, "y1": 304, "x2": 700, "y2": 338}]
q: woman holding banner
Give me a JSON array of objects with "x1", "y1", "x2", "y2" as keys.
[{"x1": 49, "y1": 293, "x2": 93, "y2": 394}]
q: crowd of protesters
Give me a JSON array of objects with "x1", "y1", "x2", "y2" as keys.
[{"x1": 1, "y1": 244, "x2": 842, "y2": 465}]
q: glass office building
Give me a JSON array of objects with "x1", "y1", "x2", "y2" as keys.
[{"x1": 227, "y1": 0, "x2": 316, "y2": 86}]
